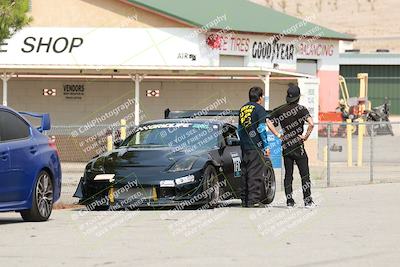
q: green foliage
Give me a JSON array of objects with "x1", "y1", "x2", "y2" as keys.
[{"x1": 0, "y1": 0, "x2": 32, "y2": 44}]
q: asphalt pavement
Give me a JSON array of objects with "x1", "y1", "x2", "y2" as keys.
[{"x1": 1, "y1": 183, "x2": 399, "y2": 267}]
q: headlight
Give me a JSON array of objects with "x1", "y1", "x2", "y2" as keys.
[
  {"x1": 160, "y1": 175, "x2": 196, "y2": 187},
  {"x1": 94, "y1": 174, "x2": 115, "y2": 182},
  {"x1": 175, "y1": 175, "x2": 195, "y2": 185},
  {"x1": 160, "y1": 180, "x2": 175, "y2": 187},
  {"x1": 92, "y1": 157, "x2": 105, "y2": 172},
  {"x1": 168, "y1": 156, "x2": 198, "y2": 172}
]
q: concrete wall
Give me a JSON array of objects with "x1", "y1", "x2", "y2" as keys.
[
  {"x1": 30, "y1": 0, "x2": 186, "y2": 28},
  {"x1": 0, "y1": 79, "x2": 289, "y2": 125}
]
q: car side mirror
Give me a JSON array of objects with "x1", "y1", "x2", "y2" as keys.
[{"x1": 226, "y1": 137, "x2": 240, "y2": 146}]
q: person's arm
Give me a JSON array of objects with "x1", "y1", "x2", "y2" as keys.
[
  {"x1": 300, "y1": 116, "x2": 314, "y2": 141},
  {"x1": 266, "y1": 119, "x2": 282, "y2": 140}
]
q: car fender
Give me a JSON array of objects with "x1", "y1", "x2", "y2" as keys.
[{"x1": 25, "y1": 137, "x2": 61, "y2": 204}]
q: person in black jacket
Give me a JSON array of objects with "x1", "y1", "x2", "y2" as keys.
[
  {"x1": 238, "y1": 86, "x2": 280, "y2": 208},
  {"x1": 268, "y1": 84, "x2": 315, "y2": 208}
]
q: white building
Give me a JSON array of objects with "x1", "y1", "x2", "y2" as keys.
[{"x1": 0, "y1": 0, "x2": 354, "y2": 127}]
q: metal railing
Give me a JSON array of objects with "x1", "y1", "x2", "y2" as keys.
[{"x1": 313, "y1": 121, "x2": 400, "y2": 187}]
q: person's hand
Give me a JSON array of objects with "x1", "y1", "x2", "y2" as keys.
[
  {"x1": 277, "y1": 133, "x2": 284, "y2": 141},
  {"x1": 265, "y1": 148, "x2": 270, "y2": 157},
  {"x1": 299, "y1": 135, "x2": 307, "y2": 141}
]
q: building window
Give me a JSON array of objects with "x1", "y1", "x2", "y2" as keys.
[{"x1": 297, "y1": 59, "x2": 318, "y2": 76}]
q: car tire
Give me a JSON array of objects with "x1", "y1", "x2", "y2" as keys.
[
  {"x1": 260, "y1": 158, "x2": 276, "y2": 205},
  {"x1": 203, "y1": 165, "x2": 220, "y2": 208},
  {"x1": 20, "y1": 170, "x2": 54, "y2": 222}
]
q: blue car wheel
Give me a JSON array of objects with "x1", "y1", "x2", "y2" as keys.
[{"x1": 20, "y1": 170, "x2": 54, "y2": 222}]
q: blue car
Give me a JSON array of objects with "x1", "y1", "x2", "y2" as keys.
[{"x1": 0, "y1": 105, "x2": 61, "y2": 221}]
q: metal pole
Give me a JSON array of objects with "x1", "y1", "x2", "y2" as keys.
[
  {"x1": 120, "y1": 119, "x2": 127, "y2": 140},
  {"x1": 1, "y1": 73, "x2": 11, "y2": 106},
  {"x1": 130, "y1": 74, "x2": 144, "y2": 126},
  {"x1": 357, "y1": 119, "x2": 365, "y2": 167},
  {"x1": 107, "y1": 135, "x2": 113, "y2": 152},
  {"x1": 2, "y1": 78, "x2": 7, "y2": 106},
  {"x1": 327, "y1": 123, "x2": 331, "y2": 187},
  {"x1": 370, "y1": 124, "x2": 374, "y2": 183},
  {"x1": 259, "y1": 73, "x2": 271, "y2": 110},
  {"x1": 346, "y1": 119, "x2": 353, "y2": 167},
  {"x1": 134, "y1": 74, "x2": 140, "y2": 126}
]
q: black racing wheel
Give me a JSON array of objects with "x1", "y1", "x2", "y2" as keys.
[
  {"x1": 260, "y1": 158, "x2": 276, "y2": 205},
  {"x1": 203, "y1": 165, "x2": 220, "y2": 208}
]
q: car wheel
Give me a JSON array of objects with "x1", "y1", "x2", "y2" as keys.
[
  {"x1": 260, "y1": 159, "x2": 276, "y2": 205},
  {"x1": 203, "y1": 165, "x2": 220, "y2": 208},
  {"x1": 20, "y1": 170, "x2": 54, "y2": 222}
]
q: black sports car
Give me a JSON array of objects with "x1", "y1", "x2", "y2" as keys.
[{"x1": 74, "y1": 111, "x2": 276, "y2": 210}]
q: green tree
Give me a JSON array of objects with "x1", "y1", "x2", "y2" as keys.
[{"x1": 0, "y1": 0, "x2": 32, "y2": 44}]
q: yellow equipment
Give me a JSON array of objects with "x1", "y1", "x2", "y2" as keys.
[
  {"x1": 339, "y1": 73, "x2": 371, "y2": 167},
  {"x1": 339, "y1": 73, "x2": 371, "y2": 119}
]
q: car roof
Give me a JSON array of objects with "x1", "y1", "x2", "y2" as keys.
[
  {"x1": 0, "y1": 105, "x2": 23, "y2": 116},
  {"x1": 142, "y1": 118, "x2": 236, "y2": 127},
  {"x1": 0, "y1": 105, "x2": 33, "y2": 126},
  {"x1": 0, "y1": 105, "x2": 12, "y2": 111}
]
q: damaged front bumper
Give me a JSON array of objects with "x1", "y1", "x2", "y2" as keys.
[{"x1": 73, "y1": 171, "x2": 209, "y2": 210}]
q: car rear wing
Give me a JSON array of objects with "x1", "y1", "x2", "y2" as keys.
[
  {"x1": 19, "y1": 112, "x2": 51, "y2": 133},
  {"x1": 164, "y1": 108, "x2": 239, "y2": 119}
]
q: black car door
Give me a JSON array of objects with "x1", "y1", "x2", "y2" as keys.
[{"x1": 220, "y1": 124, "x2": 242, "y2": 198}]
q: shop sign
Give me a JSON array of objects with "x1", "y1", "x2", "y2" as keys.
[
  {"x1": 251, "y1": 39, "x2": 295, "y2": 62},
  {"x1": 63, "y1": 84, "x2": 85, "y2": 100},
  {"x1": 297, "y1": 43, "x2": 335, "y2": 57},
  {"x1": 177, "y1": 53, "x2": 197, "y2": 61},
  {"x1": 206, "y1": 32, "x2": 296, "y2": 63},
  {"x1": 0, "y1": 28, "x2": 208, "y2": 67},
  {"x1": 207, "y1": 33, "x2": 250, "y2": 54},
  {"x1": 21, "y1": 37, "x2": 83, "y2": 53}
]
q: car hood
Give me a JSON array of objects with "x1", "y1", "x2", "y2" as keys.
[
  {"x1": 99, "y1": 145, "x2": 195, "y2": 170},
  {"x1": 85, "y1": 145, "x2": 214, "y2": 185}
]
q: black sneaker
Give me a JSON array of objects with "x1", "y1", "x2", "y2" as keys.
[
  {"x1": 287, "y1": 200, "x2": 295, "y2": 208},
  {"x1": 305, "y1": 200, "x2": 317, "y2": 208}
]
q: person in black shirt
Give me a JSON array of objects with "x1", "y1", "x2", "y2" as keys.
[
  {"x1": 268, "y1": 84, "x2": 315, "y2": 208},
  {"x1": 238, "y1": 86, "x2": 280, "y2": 208}
]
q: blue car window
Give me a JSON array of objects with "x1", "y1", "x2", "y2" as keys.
[{"x1": 0, "y1": 110, "x2": 30, "y2": 142}]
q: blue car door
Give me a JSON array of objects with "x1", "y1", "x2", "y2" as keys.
[
  {"x1": 0, "y1": 141, "x2": 11, "y2": 202},
  {"x1": 0, "y1": 110, "x2": 34, "y2": 202}
]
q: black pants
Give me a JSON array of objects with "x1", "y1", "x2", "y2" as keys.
[
  {"x1": 283, "y1": 145, "x2": 312, "y2": 203},
  {"x1": 241, "y1": 149, "x2": 265, "y2": 205}
]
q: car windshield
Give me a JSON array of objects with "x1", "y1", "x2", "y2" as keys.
[{"x1": 122, "y1": 122, "x2": 220, "y2": 152}]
